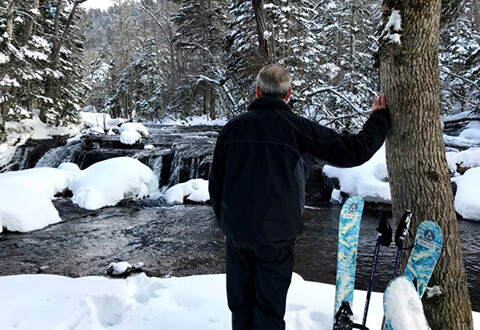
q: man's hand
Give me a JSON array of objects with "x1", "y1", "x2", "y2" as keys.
[{"x1": 371, "y1": 93, "x2": 387, "y2": 112}]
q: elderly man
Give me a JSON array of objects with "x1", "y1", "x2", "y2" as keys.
[{"x1": 209, "y1": 64, "x2": 389, "y2": 330}]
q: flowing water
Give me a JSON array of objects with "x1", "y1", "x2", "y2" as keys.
[{"x1": 0, "y1": 199, "x2": 479, "y2": 311}]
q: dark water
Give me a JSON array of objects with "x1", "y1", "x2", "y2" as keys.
[{"x1": 0, "y1": 200, "x2": 479, "y2": 311}]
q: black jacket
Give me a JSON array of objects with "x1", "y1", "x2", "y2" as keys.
[{"x1": 209, "y1": 96, "x2": 390, "y2": 248}]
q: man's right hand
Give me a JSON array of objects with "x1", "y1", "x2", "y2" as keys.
[{"x1": 372, "y1": 93, "x2": 387, "y2": 112}]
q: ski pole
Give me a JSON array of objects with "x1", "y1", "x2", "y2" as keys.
[
  {"x1": 361, "y1": 210, "x2": 392, "y2": 327},
  {"x1": 391, "y1": 210, "x2": 412, "y2": 279},
  {"x1": 381, "y1": 210, "x2": 412, "y2": 330}
]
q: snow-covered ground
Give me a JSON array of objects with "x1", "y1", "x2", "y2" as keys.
[{"x1": 1, "y1": 272, "x2": 477, "y2": 330}]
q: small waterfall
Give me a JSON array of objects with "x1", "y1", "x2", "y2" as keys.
[{"x1": 36, "y1": 142, "x2": 83, "y2": 168}]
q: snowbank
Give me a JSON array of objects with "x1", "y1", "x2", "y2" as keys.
[
  {"x1": 70, "y1": 157, "x2": 159, "y2": 210},
  {"x1": 0, "y1": 167, "x2": 71, "y2": 199},
  {"x1": 165, "y1": 179, "x2": 209, "y2": 204},
  {"x1": 460, "y1": 128, "x2": 480, "y2": 141},
  {"x1": 454, "y1": 167, "x2": 480, "y2": 221},
  {"x1": 0, "y1": 273, "x2": 478, "y2": 329},
  {"x1": 159, "y1": 115, "x2": 227, "y2": 127},
  {"x1": 323, "y1": 146, "x2": 391, "y2": 203},
  {"x1": 0, "y1": 183, "x2": 62, "y2": 233}
]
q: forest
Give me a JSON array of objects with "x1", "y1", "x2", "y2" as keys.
[{"x1": 1, "y1": 0, "x2": 479, "y2": 140}]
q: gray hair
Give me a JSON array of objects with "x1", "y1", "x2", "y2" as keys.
[{"x1": 256, "y1": 64, "x2": 291, "y2": 99}]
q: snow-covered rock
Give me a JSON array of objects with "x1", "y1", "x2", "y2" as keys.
[
  {"x1": 446, "y1": 148, "x2": 480, "y2": 174},
  {"x1": 120, "y1": 123, "x2": 149, "y2": 137},
  {"x1": 165, "y1": 179, "x2": 209, "y2": 204},
  {"x1": 460, "y1": 128, "x2": 480, "y2": 141},
  {"x1": 107, "y1": 262, "x2": 133, "y2": 276},
  {"x1": 120, "y1": 130, "x2": 142, "y2": 145},
  {"x1": 0, "y1": 273, "x2": 478, "y2": 329},
  {"x1": 70, "y1": 157, "x2": 158, "y2": 210},
  {"x1": 454, "y1": 167, "x2": 480, "y2": 221},
  {"x1": 0, "y1": 167, "x2": 71, "y2": 199},
  {"x1": 0, "y1": 183, "x2": 62, "y2": 233},
  {"x1": 323, "y1": 146, "x2": 391, "y2": 203}
]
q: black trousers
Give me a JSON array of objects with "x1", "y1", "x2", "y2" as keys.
[{"x1": 226, "y1": 240, "x2": 294, "y2": 330}]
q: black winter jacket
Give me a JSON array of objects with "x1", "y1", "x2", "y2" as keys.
[{"x1": 209, "y1": 96, "x2": 390, "y2": 248}]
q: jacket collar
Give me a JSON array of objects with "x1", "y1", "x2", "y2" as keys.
[{"x1": 248, "y1": 96, "x2": 292, "y2": 113}]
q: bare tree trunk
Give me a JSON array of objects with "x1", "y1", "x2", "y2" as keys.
[
  {"x1": 209, "y1": 87, "x2": 216, "y2": 120},
  {"x1": 25, "y1": 0, "x2": 40, "y2": 43},
  {"x1": 252, "y1": 0, "x2": 272, "y2": 64},
  {"x1": 6, "y1": 0, "x2": 17, "y2": 39},
  {"x1": 379, "y1": 1, "x2": 473, "y2": 329},
  {"x1": 474, "y1": 0, "x2": 480, "y2": 34}
]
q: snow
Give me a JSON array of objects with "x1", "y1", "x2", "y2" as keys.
[
  {"x1": 23, "y1": 110, "x2": 81, "y2": 140},
  {"x1": 165, "y1": 179, "x2": 209, "y2": 204},
  {"x1": 446, "y1": 148, "x2": 480, "y2": 174},
  {"x1": 69, "y1": 157, "x2": 159, "y2": 210},
  {"x1": 159, "y1": 115, "x2": 228, "y2": 127},
  {"x1": 0, "y1": 183, "x2": 62, "y2": 233},
  {"x1": 0, "y1": 167, "x2": 71, "y2": 199},
  {"x1": 0, "y1": 272, "x2": 478, "y2": 329},
  {"x1": 383, "y1": 9, "x2": 402, "y2": 44},
  {"x1": 443, "y1": 110, "x2": 480, "y2": 123},
  {"x1": 323, "y1": 145, "x2": 391, "y2": 203},
  {"x1": 120, "y1": 130, "x2": 142, "y2": 145},
  {"x1": 108, "y1": 262, "x2": 133, "y2": 275},
  {"x1": 460, "y1": 128, "x2": 480, "y2": 140},
  {"x1": 120, "y1": 123, "x2": 149, "y2": 137},
  {"x1": 0, "y1": 52, "x2": 8, "y2": 64},
  {"x1": 454, "y1": 167, "x2": 480, "y2": 221},
  {"x1": 384, "y1": 276, "x2": 429, "y2": 330}
]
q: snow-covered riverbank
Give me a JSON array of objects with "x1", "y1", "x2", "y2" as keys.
[{"x1": 1, "y1": 272, "x2": 478, "y2": 329}]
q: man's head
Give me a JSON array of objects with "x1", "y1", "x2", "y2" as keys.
[{"x1": 256, "y1": 64, "x2": 292, "y2": 101}]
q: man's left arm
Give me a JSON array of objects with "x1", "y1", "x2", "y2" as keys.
[{"x1": 208, "y1": 129, "x2": 226, "y2": 225}]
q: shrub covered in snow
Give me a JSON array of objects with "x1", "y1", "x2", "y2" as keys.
[{"x1": 69, "y1": 157, "x2": 158, "y2": 210}]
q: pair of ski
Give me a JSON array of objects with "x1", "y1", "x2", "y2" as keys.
[{"x1": 333, "y1": 196, "x2": 443, "y2": 330}]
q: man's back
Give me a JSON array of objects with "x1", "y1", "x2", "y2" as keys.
[{"x1": 210, "y1": 96, "x2": 390, "y2": 248}]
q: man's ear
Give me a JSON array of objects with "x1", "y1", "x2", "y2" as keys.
[
  {"x1": 256, "y1": 86, "x2": 262, "y2": 98},
  {"x1": 285, "y1": 86, "x2": 292, "y2": 102}
]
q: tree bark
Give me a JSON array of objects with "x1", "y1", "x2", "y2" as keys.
[
  {"x1": 474, "y1": 0, "x2": 480, "y2": 34},
  {"x1": 379, "y1": 1, "x2": 473, "y2": 329},
  {"x1": 6, "y1": 0, "x2": 17, "y2": 40},
  {"x1": 252, "y1": 0, "x2": 272, "y2": 64},
  {"x1": 25, "y1": 0, "x2": 40, "y2": 43}
]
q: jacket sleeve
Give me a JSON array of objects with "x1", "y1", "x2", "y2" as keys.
[
  {"x1": 208, "y1": 127, "x2": 227, "y2": 222},
  {"x1": 298, "y1": 109, "x2": 390, "y2": 167}
]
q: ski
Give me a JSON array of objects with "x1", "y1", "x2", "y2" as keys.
[
  {"x1": 333, "y1": 196, "x2": 364, "y2": 329},
  {"x1": 383, "y1": 276, "x2": 430, "y2": 330},
  {"x1": 383, "y1": 220, "x2": 442, "y2": 329},
  {"x1": 403, "y1": 220, "x2": 443, "y2": 297}
]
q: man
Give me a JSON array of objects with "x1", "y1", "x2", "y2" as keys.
[{"x1": 209, "y1": 64, "x2": 389, "y2": 330}]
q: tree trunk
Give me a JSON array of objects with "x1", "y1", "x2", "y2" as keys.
[
  {"x1": 474, "y1": 0, "x2": 480, "y2": 34},
  {"x1": 379, "y1": 1, "x2": 473, "y2": 329},
  {"x1": 6, "y1": 0, "x2": 17, "y2": 40},
  {"x1": 25, "y1": 0, "x2": 40, "y2": 43},
  {"x1": 209, "y1": 86, "x2": 216, "y2": 120},
  {"x1": 252, "y1": 0, "x2": 272, "y2": 64}
]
